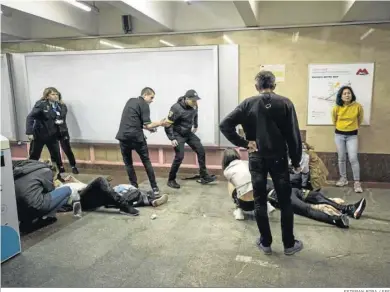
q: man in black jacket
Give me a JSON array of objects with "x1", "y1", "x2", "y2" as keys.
[
  {"x1": 13, "y1": 160, "x2": 74, "y2": 230},
  {"x1": 165, "y1": 90, "x2": 216, "y2": 189},
  {"x1": 116, "y1": 87, "x2": 169, "y2": 195},
  {"x1": 219, "y1": 71, "x2": 303, "y2": 256}
]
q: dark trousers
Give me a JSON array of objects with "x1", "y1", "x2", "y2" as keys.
[
  {"x1": 29, "y1": 137, "x2": 64, "y2": 170},
  {"x1": 119, "y1": 139, "x2": 157, "y2": 188},
  {"x1": 290, "y1": 189, "x2": 341, "y2": 226},
  {"x1": 249, "y1": 153, "x2": 295, "y2": 249},
  {"x1": 59, "y1": 134, "x2": 76, "y2": 167},
  {"x1": 304, "y1": 190, "x2": 346, "y2": 212},
  {"x1": 169, "y1": 133, "x2": 207, "y2": 180}
]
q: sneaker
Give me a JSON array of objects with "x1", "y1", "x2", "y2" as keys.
[
  {"x1": 167, "y1": 180, "x2": 180, "y2": 189},
  {"x1": 59, "y1": 166, "x2": 66, "y2": 173},
  {"x1": 284, "y1": 240, "x2": 303, "y2": 256},
  {"x1": 72, "y1": 201, "x2": 82, "y2": 218},
  {"x1": 152, "y1": 194, "x2": 168, "y2": 207},
  {"x1": 152, "y1": 187, "x2": 160, "y2": 196},
  {"x1": 333, "y1": 214, "x2": 349, "y2": 228},
  {"x1": 199, "y1": 174, "x2": 216, "y2": 184},
  {"x1": 256, "y1": 238, "x2": 272, "y2": 255},
  {"x1": 72, "y1": 167, "x2": 79, "y2": 174},
  {"x1": 347, "y1": 198, "x2": 366, "y2": 219},
  {"x1": 233, "y1": 208, "x2": 245, "y2": 220},
  {"x1": 267, "y1": 202, "x2": 276, "y2": 215},
  {"x1": 119, "y1": 206, "x2": 139, "y2": 216},
  {"x1": 336, "y1": 177, "x2": 348, "y2": 187},
  {"x1": 354, "y1": 181, "x2": 363, "y2": 193}
]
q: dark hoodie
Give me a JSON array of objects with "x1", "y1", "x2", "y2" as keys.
[
  {"x1": 13, "y1": 160, "x2": 54, "y2": 222},
  {"x1": 165, "y1": 96, "x2": 198, "y2": 141}
]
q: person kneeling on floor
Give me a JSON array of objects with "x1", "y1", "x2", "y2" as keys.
[
  {"x1": 13, "y1": 160, "x2": 80, "y2": 232},
  {"x1": 56, "y1": 176, "x2": 168, "y2": 216}
]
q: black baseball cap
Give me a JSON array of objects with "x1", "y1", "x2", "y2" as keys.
[{"x1": 184, "y1": 89, "x2": 201, "y2": 100}]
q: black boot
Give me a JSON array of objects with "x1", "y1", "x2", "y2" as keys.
[{"x1": 168, "y1": 180, "x2": 180, "y2": 189}]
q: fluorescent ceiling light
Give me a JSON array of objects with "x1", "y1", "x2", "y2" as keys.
[
  {"x1": 159, "y1": 39, "x2": 175, "y2": 47},
  {"x1": 360, "y1": 28, "x2": 375, "y2": 41},
  {"x1": 45, "y1": 44, "x2": 66, "y2": 51},
  {"x1": 63, "y1": 0, "x2": 91, "y2": 12},
  {"x1": 99, "y1": 40, "x2": 124, "y2": 49},
  {"x1": 223, "y1": 34, "x2": 234, "y2": 44}
]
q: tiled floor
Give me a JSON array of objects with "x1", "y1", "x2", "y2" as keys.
[{"x1": 2, "y1": 169, "x2": 390, "y2": 288}]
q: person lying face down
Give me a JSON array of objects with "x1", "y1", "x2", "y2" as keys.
[
  {"x1": 222, "y1": 148, "x2": 366, "y2": 228},
  {"x1": 55, "y1": 176, "x2": 168, "y2": 217}
]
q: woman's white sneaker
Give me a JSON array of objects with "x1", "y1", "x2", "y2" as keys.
[
  {"x1": 354, "y1": 181, "x2": 363, "y2": 193},
  {"x1": 336, "y1": 178, "x2": 348, "y2": 187},
  {"x1": 234, "y1": 208, "x2": 245, "y2": 220}
]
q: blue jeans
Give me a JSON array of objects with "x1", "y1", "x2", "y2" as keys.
[
  {"x1": 335, "y1": 134, "x2": 360, "y2": 181},
  {"x1": 43, "y1": 186, "x2": 72, "y2": 216}
]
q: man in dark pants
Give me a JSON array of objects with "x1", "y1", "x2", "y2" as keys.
[
  {"x1": 116, "y1": 87, "x2": 169, "y2": 195},
  {"x1": 165, "y1": 90, "x2": 216, "y2": 189},
  {"x1": 220, "y1": 71, "x2": 303, "y2": 256}
]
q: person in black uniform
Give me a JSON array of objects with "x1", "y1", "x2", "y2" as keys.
[
  {"x1": 28, "y1": 90, "x2": 79, "y2": 175},
  {"x1": 220, "y1": 71, "x2": 303, "y2": 256},
  {"x1": 116, "y1": 87, "x2": 169, "y2": 195},
  {"x1": 26, "y1": 87, "x2": 65, "y2": 174},
  {"x1": 165, "y1": 89, "x2": 216, "y2": 189}
]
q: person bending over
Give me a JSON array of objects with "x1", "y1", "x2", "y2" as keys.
[
  {"x1": 13, "y1": 160, "x2": 80, "y2": 231},
  {"x1": 223, "y1": 148, "x2": 275, "y2": 220},
  {"x1": 26, "y1": 87, "x2": 65, "y2": 174},
  {"x1": 56, "y1": 176, "x2": 168, "y2": 216},
  {"x1": 165, "y1": 89, "x2": 216, "y2": 189},
  {"x1": 222, "y1": 148, "x2": 366, "y2": 228}
]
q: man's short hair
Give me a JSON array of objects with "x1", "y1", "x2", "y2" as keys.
[
  {"x1": 255, "y1": 71, "x2": 276, "y2": 90},
  {"x1": 141, "y1": 87, "x2": 155, "y2": 96}
]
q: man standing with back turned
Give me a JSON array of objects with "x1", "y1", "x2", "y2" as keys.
[
  {"x1": 220, "y1": 71, "x2": 303, "y2": 256},
  {"x1": 116, "y1": 87, "x2": 169, "y2": 195}
]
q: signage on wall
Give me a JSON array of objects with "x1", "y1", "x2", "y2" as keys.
[{"x1": 259, "y1": 64, "x2": 286, "y2": 82}]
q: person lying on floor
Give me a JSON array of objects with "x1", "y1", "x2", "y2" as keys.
[
  {"x1": 55, "y1": 176, "x2": 168, "y2": 216},
  {"x1": 222, "y1": 148, "x2": 366, "y2": 227},
  {"x1": 13, "y1": 160, "x2": 81, "y2": 232}
]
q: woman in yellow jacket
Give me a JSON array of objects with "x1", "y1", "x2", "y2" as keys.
[{"x1": 332, "y1": 86, "x2": 363, "y2": 193}]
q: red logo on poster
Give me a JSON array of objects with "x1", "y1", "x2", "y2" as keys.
[{"x1": 356, "y1": 68, "x2": 369, "y2": 75}]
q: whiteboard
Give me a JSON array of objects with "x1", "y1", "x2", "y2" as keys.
[
  {"x1": 24, "y1": 46, "x2": 219, "y2": 145},
  {"x1": 1, "y1": 54, "x2": 17, "y2": 141},
  {"x1": 307, "y1": 63, "x2": 374, "y2": 125}
]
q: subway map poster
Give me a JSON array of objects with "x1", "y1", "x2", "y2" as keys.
[{"x1": 307, "y1": 63, "x2": 374, "y2": 125}]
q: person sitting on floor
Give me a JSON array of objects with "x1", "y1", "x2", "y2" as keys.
[
  {"x1": 289, "y1": 141, "x2": 329, "y2": 191},
  {"x1": 55, "y1": 176, "x2": 168, "y2": 216},
  {"x1": 223, "y1": 148, "x2": 275, "y2": 220},
  {"x1": 13, "y1": 160, "x2": 81, "y2": 232},
  {"x1": 222, "y1": 148, "x2": 366, "y2": 227}
]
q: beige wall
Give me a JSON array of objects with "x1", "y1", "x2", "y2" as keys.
[{"x1": 3, "y1": 23, "x2": 390, "y2": 159}]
